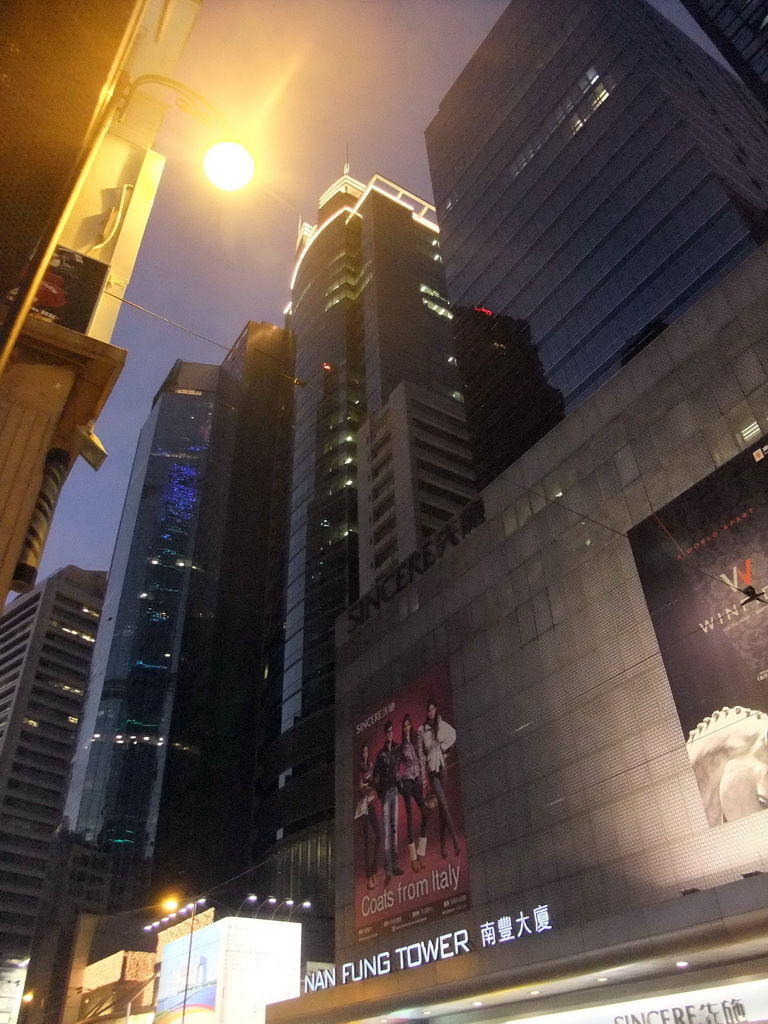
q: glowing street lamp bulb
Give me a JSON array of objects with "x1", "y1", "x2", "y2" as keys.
[
  {"x1": 162, "y1": 898, "x2": 179, "y2": 912},
  {"x1": 204, "y1": 142, "x2": 254, "y2": 191}
]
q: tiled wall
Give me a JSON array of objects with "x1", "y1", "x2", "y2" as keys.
[{"x1": 334, "y1": 242, "x2": 768, "y2": 963}]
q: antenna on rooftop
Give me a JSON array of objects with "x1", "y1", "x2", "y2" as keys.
[{"x1": 344, "y1": 142, "x2": 350, "y2": 176}]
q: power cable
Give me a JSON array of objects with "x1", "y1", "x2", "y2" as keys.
[{"x1": 114, "y1": 294, "x2": 313, "y2": 390}]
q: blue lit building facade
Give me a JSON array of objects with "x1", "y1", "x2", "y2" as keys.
[
  {"x1": 63, "y1": 361, "x2": 220, "y2": 909},
  {"x1": 426, "y1": 0, "x2": 768, "y2": 444},
  {"x1": 64, "y1": 323, "x2": 295, "y2": 909}
]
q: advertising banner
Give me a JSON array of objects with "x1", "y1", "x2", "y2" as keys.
[
  {"x1": 628, "y1": 439, "x2": 768, "y2": 827},
  {"x1": 353, "y1": 662, "x2": 470, "y2": 942},
  {"x1": 23, "y1": 245, "x2": 108, "y2": 333},
  {"x1": 156, "y1": 919, "x2": 221, "y2": 1024},
  {"x1": 156, "y1": 917, "x2": 301, "y2": 1024}
]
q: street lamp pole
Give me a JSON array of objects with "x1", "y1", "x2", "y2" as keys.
[
  {"x1": 179, "y1": 899, "x2": 205, "y2": 1024},
  {"x1": 0, "y1": 74, "x2": 253, "y2": 379}
]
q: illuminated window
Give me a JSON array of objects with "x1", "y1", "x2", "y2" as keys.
[
  {"x1": 422, "y1": 297, "x2": 453, "y2": 319},
  {"x1": 23, "y1": 718, "x2": 38, "y2": 728},
  {"x1": 591, "y1": 83, "x2": 609, "y2": 109},
  {"x1": 509, "y1": 66, "x2": 613, "y2": 179},
  {"x1": 420, "y1": 283, "x2": 450, "y2": 304},
  {"x1": 68, "y1": 716, "x2": 79, "y2": 724},
  {"x1": 742, "y1": 421, "x2": 761, "y2": 441}
]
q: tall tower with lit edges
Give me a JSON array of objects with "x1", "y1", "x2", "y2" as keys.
[{"x1": 254, "y1": 174, "x2": 473, "y2": 909}]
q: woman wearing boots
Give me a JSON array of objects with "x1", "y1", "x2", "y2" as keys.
[
  {"x1": 355, "y1": 742, "x2": 381, "y2": 889},
  {"x1": 419, "y1": 697, "x2": 461, "y2": 859},
  {"x1": 398, "y1": 713, "x2": 428, "y2": 871}
]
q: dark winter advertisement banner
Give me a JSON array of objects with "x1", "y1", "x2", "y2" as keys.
[
  {"x1": 353, "y1": 663, "x2": 470, "y2": 942},
  {"x1": 628, "y1": 439, "x2": 768, "y2": 828}
]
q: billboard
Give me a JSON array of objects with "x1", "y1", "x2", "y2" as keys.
[
  {"x1": 5, "y1": 245, "x2": 109, "y2": 333},
  {"x1": 628, "y1": 439, "x2": 768, "y2": 828},
  {"x1": 353, "y1": 662, "x2": 470, "y2": 942},
  {"x1": 156, "y1": 917, "x2": 301, "y2": 1024}
]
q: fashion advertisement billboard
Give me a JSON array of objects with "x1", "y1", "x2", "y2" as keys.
[
  {"x1": 628, "y1": 439, "x2": 768, "y2": 828},
  {"x1": 353, "y1": 662, "x2": 470, "y2": 942}
]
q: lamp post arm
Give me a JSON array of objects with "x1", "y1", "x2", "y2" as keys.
[{"x1": 116, "y1": 75, "x2": 233, "y2": 134}]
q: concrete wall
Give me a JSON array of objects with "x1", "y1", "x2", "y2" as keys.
[{"x1": 334, "y1": 241, "x2": 768, "y2": 967}]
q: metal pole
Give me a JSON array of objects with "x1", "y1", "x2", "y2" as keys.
[{"x1": 180, "y1": 902, "x2": 196, "y2": 1024}]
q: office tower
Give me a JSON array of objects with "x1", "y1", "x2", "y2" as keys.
[
  {"x1": 677, "y1": 0, "x2": 768, "y2": 108},
  {"x1": 357, "y1": 380, "x2": 477, "y2": 595},
  {"x1": 254, "y1": 174, "x2": 470, "y2": 907},
  {"x1": 64, "y1": 322, "x2": 294, "y2": 909},
  {"x1": 426, "y1": 0, "x2": 768, "y2": 466},
  {"x1": 452, "y1": 306, "x2": 565, "y2": 490},
  {"x1": 0, "y1": 566, "x2": 105, "y2": 1009}
]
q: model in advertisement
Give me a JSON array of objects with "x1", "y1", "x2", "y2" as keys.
[
  {"x1": 374, "y1": 720, "x2": 404, "y2": 884},
  {"x1": 398, "y1": 713, "x2": 429, "y2": 872},
  {"x1": 355, "y1": 742, "x2": 382, "y2": 889},
  {"x1": 686, "y1": 706, "x2": 768, "y2": 825},
  {"x1": 352, "y1": 663, "x2": 470, "y2": 940},
  {"x1": 419, "y1": 698, "x2": 460, "y2": 858},
  {"x1": 629, "y1": 436, "x2": 768, "y2": 828}
]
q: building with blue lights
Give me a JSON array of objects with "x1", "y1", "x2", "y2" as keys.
[{"x1": 63, "y1": 322, "x2": 294, "y2": 909}]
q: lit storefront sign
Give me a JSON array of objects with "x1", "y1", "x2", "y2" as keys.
[
  {"x1": 503, "y1": 979, "x2": 768, "y2": 1024},
  {"x1": 480, "y1": 903, "x2": 552, "y2": 946},
  {"x1": 304, "y1": 927, "x2": 471, "y2": 992},
  {"x1": 304, "y1": 907, "x2": 555, "y2": 994}
]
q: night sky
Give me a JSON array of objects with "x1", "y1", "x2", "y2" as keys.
[{"x1": 38, "y1": 0, "x2": 717, "y2": 584}]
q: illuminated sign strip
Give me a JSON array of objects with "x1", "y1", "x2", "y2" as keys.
[
  {"x1": 503, "y1": 978, "x2": 768, "y2": 1024},
  {"x1": 304, "y1": 928, "x2": 471, "y2": 992},
  {"x1": 304, "y1": 908, "x2": 554, "y2": 994}
]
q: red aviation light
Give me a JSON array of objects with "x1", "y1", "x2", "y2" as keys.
[
  {"x1": 473, "y1": 306, "x2": 493, "y2": 316},
  {"x1": 322, "y1": 362, "x2": 332, "y2": 372}
]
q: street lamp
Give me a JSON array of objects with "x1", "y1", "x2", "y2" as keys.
[
  {"x1": 0, "y1": 73, "x2": 255, "y2": 378},
  {"x1": 203, "y1": 142, "x2": 255, "y2": 191},
  {"x1": 115, "y1": 75, "x2": 254, "y2": 192}
]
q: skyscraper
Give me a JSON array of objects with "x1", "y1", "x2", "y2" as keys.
[
  {"x1": 357, "y1": 379, "x2": 477, "y2": 596},
  {"x1": 64, "y1": 322, "x2": 294, "y2": 908},
  {"x1": 0, "y1": 566, "x2": 105, "y2": 1008},
  {"x1": 254, "y1": 174, "x2": 471, "y2": 907},
  {"x1": 677, "y1": 0, "x2": 768, "y2": 108},
  {"x1": 452, "y1": 306, "x2": 565, "y2": 490},
  {"x1": 426, "y1": 0, "x2": 768, "y2": 462}
]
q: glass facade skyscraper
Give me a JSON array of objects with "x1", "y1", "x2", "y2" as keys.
[
  {"x1": 64, "y1": 323, "x2": 294, "y2": 908},
  {"x1": 64, "y1": 361, "x2": 220, "y2": 908},
  {"x1": 426, "y1": 0, "x2": 768, "y2": 454},
  {"x1": 677, "y1": 0, "x2": 768, "y2": 108},
  {"x1": 254, "y1": 174, "x2": 464, "y2": 909}
]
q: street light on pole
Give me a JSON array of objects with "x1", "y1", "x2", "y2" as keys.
[
  {"x1": 115, "y1": 75, "x2": 255, "y2": 192},
  {"x1": 179, "y1": 897, "x2": 207, "y2": 1024},
  {"x1": 0, "y1": 72, "x2": 255, "y2": 378}
]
